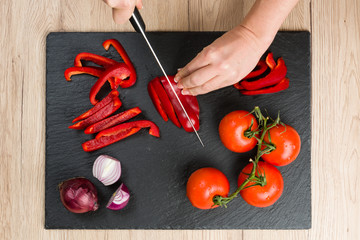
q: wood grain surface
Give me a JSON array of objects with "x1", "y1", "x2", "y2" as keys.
[{"x1": 0, "y1": 0, "x2": 359, "y2": 239}]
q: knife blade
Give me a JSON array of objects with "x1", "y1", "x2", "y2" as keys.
[{"x1": 129, "y1": 8, "x2": 204, "y2": 147}]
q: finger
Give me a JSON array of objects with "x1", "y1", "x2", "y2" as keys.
[
  {"x1": 136, "y1": 0, "x2": 143, "y2": 9},
  {"x1": 177, "y1": 64, "x2": 218, "y2": 89},
  {"x1": 112, "y1": 7, "x2": 134, "y2": 24},
  {"x1": 182, "y1": 75, "x2": 225, "y2": 96},
  {"x1": 174, "y1": 50, "x2": 211, "y2": 82}
]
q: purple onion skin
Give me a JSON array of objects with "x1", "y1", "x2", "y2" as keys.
[
  {"x1": 106, "y1": 183, "x2": 130, "y2": 210},
  {"x1": 59, "y1": 177, "x2": 99, "y2": 213}
]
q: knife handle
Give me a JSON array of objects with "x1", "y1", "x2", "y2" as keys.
[{"x1": 129, "y1": 8, "x2": 146, "y2": 33}]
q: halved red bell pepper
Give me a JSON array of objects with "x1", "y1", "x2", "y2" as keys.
[
  {"x1": 89, "y1": 63, "x2": 131, "y2": 105},
  {"x1": 69, "y1": 96, "x2": 122, "y2": 130},
  {"x1": 240, "y1": 78, "x2": 289, "y2": 95},
  {"x1": 103, "y1": 39, "x2": 137, "y2": 88},
  {"x1": 72, "y1": 90, "x2": 119, "y2": 123},
  {"x1": 240, "y1": 57, "x2": 287, "y2": 90},
  {"x1": 82, "y1": 127, "x2": 141, "y2": 152},
  {"x1": 74, "y1": 52, "x2": 118, "y2": 68},
  {"x1": 159, "y1": 76, "x2": 200, "y2": 132},
  {"x1": 95, "y1": 120, "x2": 160, "y2": 139},
  {"x1": 242, "y1": 60, "x2": 267, "y2": 80},
  {"x1": 84, "y1": 107, "x2": 142, "y2": 134},
  {"x1": 148, "y1": 77, "x2": 181, "y2": 127}
]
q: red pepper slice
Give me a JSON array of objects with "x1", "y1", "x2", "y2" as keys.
[
  {"x1": 84, "y1": 107, "x2": 142, "y2": 134},
  {"x1": 82, "y1": 127, "x2": 141, "y2": 152},
  {"x1": 89, "y1": 63, "x2": 131, "y2": 105},
  {"x1": 103, "y1": 39, "x2": 137, "y2": 88},
  {"x1": 96, "y1": 120, "x2": 160, "y2": 139},
  {"x1": 233, "y1": 82, "x2": 245, "y2": 90},
  {"x1": 159, "y1": 76, "x2": 200, "y2": 132},
  {"x1": 242, "y1": 60, "x2": 267, "y2": 80},
  {"x1": 240, "y1": 57, "x2": 287, "y2": 90},
  {"x1": 72, "y1": 90, "x2": 119, "y2": 123},
  {"x1": 266, "y1": 52, "x2": 276, "y2": 70},
  {"x1": 148, "y1": 77, "x2": 182, "y2": 127},
  {"x1": 64, "y1": 66, "x2": 104, "y2": 81},
  {"x1": 240, "y1": 78, "x2": 289, "y2": 95},
  {"x1": 74, "y1": 52, "x2": 118, "y2": 68},
  {"x1": 69, "y1": 96, "x2": 122, "y2": 129}
]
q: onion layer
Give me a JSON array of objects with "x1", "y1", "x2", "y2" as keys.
[
  {"x1": 58, "y1": 177, "x2": 99, "y2": 213},
  {"x1": 106, "y1": 183, "x2": 130, "y2": 210},
  {"x1": 93, "y1": 155, "x2": 121, "y2": 186}
]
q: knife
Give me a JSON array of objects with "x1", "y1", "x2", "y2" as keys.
[{"x1": 129, "y1": 8, "x2": 204, "y2": 147}]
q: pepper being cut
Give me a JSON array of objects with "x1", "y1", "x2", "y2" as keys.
[{"x1": 148, "y1": 75, "x2": 200, "y2": 132}]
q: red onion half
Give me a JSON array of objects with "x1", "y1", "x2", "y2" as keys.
[
  {"x1": 106, "y1": 183, "x2": 130, "y2": 210},
  {"x1": 59, "y1": 177, "x2": 99, "y2": 213}
]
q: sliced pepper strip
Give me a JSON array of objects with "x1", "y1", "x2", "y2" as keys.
[
  {"x1": 266, "y1": 52, "x2": 276, "y2": 70},
  {"x1": 95, "y1": 120, "x2": 160, "y2": 139},
  {"x1": 84, "y1": 107, "x2": 142, "y2": 134},
  {"x1": 160, "y1": 76, "x2": 200, "y2": 132},
  {"x1": 64, "y1": 66, "x2": 104, "y2": 81},
  {"x1": 148, "y1": 77, "x2": 181, "y2": 127},
  {"x1": 240, "y1": 58, "x2": 287, "y2": 90},
  {"x1": 240, "y1": 78, "x2": 289, "y2": 95},
  {"x1": 69, "y1": 96, "x2": 122, "y2": 129},
  {"x1": 89, "y1": 63, "x2": 131, "y2": 105},
  {"x1": 148, "y1": 79, "x2": 168, "y2": 122},
  {"x1": 74, "y1": 52, "x2": 118, "y2": 68},
  {"x1": 242, "y1": 60, "x2": 267, "y2": 80},
  {"x1": 103, "y1": 39, "x2": 137, "y2": 88},
  {"x1": 82, "y1": 127, "x2": 141, "y2": 152},
  {"x1": 233, "y1": 82, "x2": 245, "y2": 90},
  {"x1": 72, "y1": 90, "x2": 119, "y2": 123}
]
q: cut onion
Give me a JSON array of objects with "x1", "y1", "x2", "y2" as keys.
[
  {"x1": 58, "y1": 177, "x2": 99, "y2": 213},
  {"x1": 93, "y1": 155, "x2": 121, "y2": 186},
  {"x1": 106, "y1": 183, "x2": 130, "y2": 210}
]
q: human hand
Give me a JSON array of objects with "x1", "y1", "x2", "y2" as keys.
[
  {"x1": 174, "y1": 25, "x2": 270, "y2": 96},
  {"x1": 103, "y1": 0, "x2": 143, "y2": 24}
]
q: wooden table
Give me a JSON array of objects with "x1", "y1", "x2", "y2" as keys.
[{"x1": 1, "y1": 0, "x2": 359, "y2": 239}]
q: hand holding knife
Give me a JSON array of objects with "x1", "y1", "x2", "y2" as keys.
[{"x1": 129, "y1": 8, "x2": 205, "y2": 147}]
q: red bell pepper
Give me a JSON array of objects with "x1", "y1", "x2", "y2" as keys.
[
  {"x1": 103, "y1": 39, "x2": 137, "y2": 88},
  {"x1": 72, "y1": 90, "x2": 119, "y2": 123},
  {"x1": 64, "y1": 66, "x2": 104, "y2": 81},
  {"x1": 240, "y1": 57, "x2": 287, "y2": 90},
  {"x1": 82, "y1": 120, "x2": 160, "y2": 152},
  {"x1": 84, "y1": 107, "x2": 142, "y2": 134},
  {"x1": 74, "y1": 52, "x2": 118, "y2": 68},
  {"x1": 95, "y1": 120, "x2": 160, "y2": 139},
  {"x1": 148, "y1": 77, "x2": 181, "y2": 127},
  {"x1": 266, "y1": 52, "x2": 276, "y2": 70},
  {"x1": 159, "y1": 76, "x2": 200, "y2": 132},
  {"x1": 240, "y1": 78, "x2": 289, "y2": 95},
  {"x1": 82, "y1": 127, "x2": 141, "y2": 152},
  {"x1": 89, "y1": 63, "x2": 131, "y2": 105},
  {"x1": 69, "y1": 96, "x2": 122, "y2": 130},
  {"x1": 242, "y1": 60, "x2": 267, "y2": 80}
]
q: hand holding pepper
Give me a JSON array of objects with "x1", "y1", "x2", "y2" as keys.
[{"x1": 174, "y1": 0, "x2": 299, "y2": 96}]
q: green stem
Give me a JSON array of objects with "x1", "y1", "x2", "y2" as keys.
[{"x1": 212, "y1": 106, "x2": 281, "y2": 208}]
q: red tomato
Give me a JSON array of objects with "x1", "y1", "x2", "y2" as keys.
[
  {"x1": 261, "y1": 124, "x2": 301, "y2": 166},
  {"x1": 219, "y1": 110, "x2": 258, "y2": 153},
  {"x1": 186, "y1": 167, "x2": 230, "y2": 209},
  {"x1": 238, "y1": 161, "x2": 284, "y2": 207}
]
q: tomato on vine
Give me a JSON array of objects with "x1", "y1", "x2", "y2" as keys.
[
  {"x1": 218, "y1": 110, "x2": 259, "y2": 153},
  {"x1": 186, "y1": 167, "x2": 230, "y2": 209},
  {"x1": 261, "y1": 124, "x2": 301, "y2": 166},
  {"x1": 237, "y1": 161, "x2": 284, "y2": 207}
]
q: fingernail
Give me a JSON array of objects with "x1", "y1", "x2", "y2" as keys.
[
  {"x1": 181, "y1": 89, "x2": 189, "y2": 95},
  {"x1": 174, "y1": 75, "x2": 180, "y2": 83},
  {"x1": 177, "y1": 68, "x2": 182, "y2": 72},
  {"x1": 177, "y1": 82, "x2": 183, "y2": 89}
]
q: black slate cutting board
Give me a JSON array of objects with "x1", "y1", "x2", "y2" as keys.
[{"x1": 45, "y1": 31, "x2": 311, "y2": 229}]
